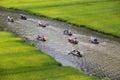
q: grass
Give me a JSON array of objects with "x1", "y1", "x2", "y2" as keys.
[
  {"x1": 0, "y1": 0, "x2": 120, "y2": 37},
  {"x1": 0, "y1": 31, "x2": 99, "y2": 80}
]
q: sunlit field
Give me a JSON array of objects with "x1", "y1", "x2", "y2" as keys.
[
  {"x1": 0, "y1": 0, "x2": 120, "y2": 37},
  {"x1": 0, "y1": 31, "x2": 99, "y2": 80}
]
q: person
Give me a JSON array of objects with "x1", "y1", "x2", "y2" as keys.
[
  {"x1": 8, "y1": 16, "x2": 10, "y2": 19},
  {"x1": 7, "y1": 16, "x2": 14, "y2": 22},
  {"x1": 64, "y1": 28, "x2": 69, "y2": 34},
  {"x1": 69, "y1": 31, "x2": 72, "y2": 34},
  {"x1": 7, "y1": 16, "x2": 11, "y2": 21},
  {"x1": 90, "y1": 36, "x2": 98, "y2": 42},
  {"x1": 20, "y1": 14, "x2": 27, "y2": 20},
  {"x1": 74, "y1": 50, "x2": 80, "y2": 55},
  {"x1": 38, "y1": 35, "x2": 45, "y2": 40},
  {"x1": 39, "y1": 21, "x2": 46, "y2": 27},
  {"x1": 37, "y1": 34, "x2": 42, "y2": 39},
  {"x1": 19, "y1": 14, "x2": 23, "y2": 19},
  {"x1": 71, "y1": 49, "x2": 82, "y2": 57},
  {"x1": 94, "y1": 36, "x2": 98, "y2": 42},
  {"x1": 37, "y1": 34, "x2": 41, "y2": 38},
  {"x1": 69, "y1": 37, "x2": 74, "y2": 42},
  {"x1": 70, "y1": 36, "x2": 78, "y2": 42},
  {"x1": 41, "y1": 35, "x2": 44, "y2": 37},
  {"x1": 10, "y1": 17, "x2": 14, "y2": 21},
  {"x1": 20, "y1": 15, "x2": 23, "y2": 19}
]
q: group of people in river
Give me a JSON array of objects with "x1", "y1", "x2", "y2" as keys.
[
  {"x1": 7, "y1": 14, "x2": 27, "y2": 22},
  {"x1": 7, "y1": 16, "x2": 14, "y2": 22},
  {"x1": 36, "y1": 28, "x2": 98, "y2": 44},
  {"x1": 7, "y1": 15, "x2": 99, "y2": 57},
  {"x1": 63, "y1": 29, "x2": 99, "y2": 44},
  {"x1": 63, "y1": 29, "x2": 99, "y2": 57},
  {"x1": 64, "y1": 29, "x2": 78, "y2": 44}
]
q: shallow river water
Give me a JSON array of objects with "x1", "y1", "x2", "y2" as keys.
[{"x1": 0, "y1": 8, "x2": 120, "y2": 80}]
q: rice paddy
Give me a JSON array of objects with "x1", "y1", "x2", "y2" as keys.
[
  {"x1": 0, "y1": 0, "x2": 120, "y2": 37},
  {"x1": 0, "y1": 31, "x2": 99, "y2": 80}
]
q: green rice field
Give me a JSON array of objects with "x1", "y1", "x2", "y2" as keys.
[
  {"x1": 0, "y1": 0, "x2": 120, "y2": 37},
  {"x1": 0, "y1": 31, "x2": 99, "y2": 80}
]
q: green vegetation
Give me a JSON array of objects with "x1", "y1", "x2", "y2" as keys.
[
  {"x1": 0, "y1": 31, "x2": 99, "y2": 80},
  {"x1": 102, "y1": 77, "x2": 111, "y2": 80},
  {"x1": 0, "y1": 0, "x2": 120, "y2": 37}
]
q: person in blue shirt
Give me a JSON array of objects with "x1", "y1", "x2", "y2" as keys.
[{"x1": 91, "y1": 36, "x2": 98, "y2": 42}]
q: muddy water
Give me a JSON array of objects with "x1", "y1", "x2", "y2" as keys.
[{"x1": 0, "y1": 8, "x2": 120, "y2": 80}]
